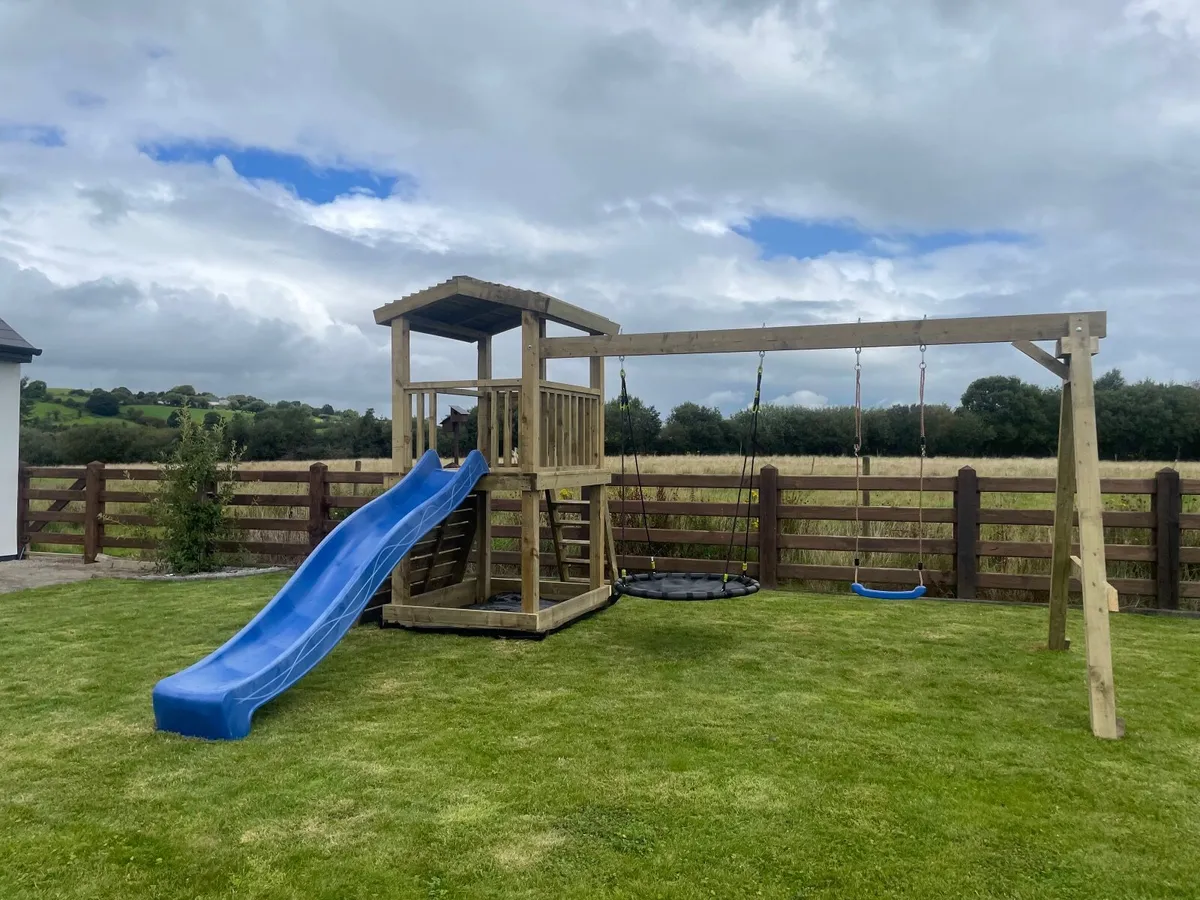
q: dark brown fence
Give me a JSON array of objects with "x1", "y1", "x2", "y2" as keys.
[{"x1": 17, "y1": 462, "x2": 1200, "y2": 609}]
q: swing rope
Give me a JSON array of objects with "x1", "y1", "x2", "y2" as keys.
[
  {"x1": 724, "y1": 350, "x2": 765, "y2": 584},
  {"x1": 618, "y1": 356, "x2": 653, "y2": 577}
]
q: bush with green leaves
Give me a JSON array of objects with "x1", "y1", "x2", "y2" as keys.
[{"x1": 148, "y1": 409, "x2": 243, "y2": 574}]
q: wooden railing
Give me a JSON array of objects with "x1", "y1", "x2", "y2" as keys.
[
  {"x1": 17, "y1": 462, "x2": 1200, "y2": 609},
  {"x1": 538, "y1": 382, "x2": 602, "y2": 469}
]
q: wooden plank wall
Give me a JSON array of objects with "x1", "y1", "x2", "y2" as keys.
[{"x1": 16, "y1": 463, "x2": 1200, "y2": 608}]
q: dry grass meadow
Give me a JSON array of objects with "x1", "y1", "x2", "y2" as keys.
[{"x1": 26, "y1": 455, "x2": 1200, "y2": 606}]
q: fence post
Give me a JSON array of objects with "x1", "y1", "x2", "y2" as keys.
[
  {"x1": 1154, "y1": 467, "x2": 1181, "y2": 610},
  {"x1": 954, "y1": 466, "x2": 979, "y2": 599},
  {"x1": 308, "y1": 463, "x2": 329, "y2": 552},
  {"x1": 83, "y1": 461, "x2": 104, "y2": 564},
  {"x1": 16, "y1": 463, "x2": 30, "y2": 558},
  {"x1": 758, "y1": 464, "x2": 778, "y2": 590}
]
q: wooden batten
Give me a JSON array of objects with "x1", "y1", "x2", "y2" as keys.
[{"x1": 537, "y1": 585, "x2": 613, "y2": 632}]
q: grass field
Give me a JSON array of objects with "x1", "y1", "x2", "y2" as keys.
[
  {"x1": 2, "y1": 576, "x2": 1199, "y2": 898},
  {"x1": 27, "y1": 395, "x2": 231, "y2": 427}
]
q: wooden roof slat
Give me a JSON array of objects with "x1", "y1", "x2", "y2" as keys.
[{"x1": 373, "y1": 276, "x2": 620, "y2": 340}]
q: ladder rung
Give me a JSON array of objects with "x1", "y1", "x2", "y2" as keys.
[
  {"x1": 551, "y1": 499, "x2": 589, "y2": 506},
  {"x1": 560, "y1": 539, "x2": 590, "y2": 546}
]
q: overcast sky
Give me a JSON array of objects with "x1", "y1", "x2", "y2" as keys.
[{"x1": 1, "y1": 0, "x2": 1197, "y2": 418}]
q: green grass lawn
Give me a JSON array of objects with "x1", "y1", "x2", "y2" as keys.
[{"x1": 2, "y1": 579, "x2": 1199, "y2": 899}]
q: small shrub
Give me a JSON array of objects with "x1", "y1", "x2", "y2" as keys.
[{"x1": 148, "y1": 409, "x2": 243, "y2": 574}]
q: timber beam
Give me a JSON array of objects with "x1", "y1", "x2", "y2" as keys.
[
  {"x1": 1012, "y1": 341, "x2": 1070, "y2": 380},
  {"x1": 541, "y1": 311, "x2": 1108, "y2": 359}
]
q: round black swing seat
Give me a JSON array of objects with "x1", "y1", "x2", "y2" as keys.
[{"x1": 613, "y1": 572, "x2": 760, "y2": 601}]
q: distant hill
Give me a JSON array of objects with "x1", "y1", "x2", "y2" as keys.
[{"x1": 19, "y1": 380, "x2": 392, "y2": 465}]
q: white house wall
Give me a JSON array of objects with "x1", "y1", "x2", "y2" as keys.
[{"x1": 0, "y1": 362, "x2": 19, "y2": 558}]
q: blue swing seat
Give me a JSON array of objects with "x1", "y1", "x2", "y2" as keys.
[{"x1": 851, "y1": 582, "x2": 927, "y2": 600}]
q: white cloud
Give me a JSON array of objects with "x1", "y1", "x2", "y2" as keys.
[
  {"x1": 771, "y1": 389, "x2": 829, "y2": 409},
  {"x1": 701, "y1": 389, "x2": 742, "y2": 409},
  {"x1": 0, "y1": 0, "x2": 1196, "y2": 416}
]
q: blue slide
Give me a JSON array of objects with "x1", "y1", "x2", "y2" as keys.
[{"x1": 152, "y1": 449, "x2": 489, "y2": 741}]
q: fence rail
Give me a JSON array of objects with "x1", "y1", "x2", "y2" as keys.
[{"x1": 16, "y1": 462, "x2": 1200, "y2": 609}]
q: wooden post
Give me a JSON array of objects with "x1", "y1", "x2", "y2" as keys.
[
  {"x1": 954, "y1": 466, "x2": 979, "y2": 600},
  {"x1": 427, "y1": 392, "x2": 438, "y2": 460},
  {"x1": 538, "y1": 318, "x2": 548, "y2": 380},
  {"x1": 308, "y1": 463, "x2": 329, "y2": 552},
  {"x1": 1154, "y1": 467, "x2": 1182, "y2": 610},
  {"x1": 591, "y1": 354, "x2": 605, "y2": 466},
  {"x1": 16, "y1": 463, "x2": 30, "y2": 558},
  {"x1": 1066, "y1": 316, "x2": 1120, "y2": 740},
  {"x1": 604, "y1": 492, "x2": 619, "y2": 581},
  {"x1": 353, "y1": 459, "x2": 362, "y2": 497},
  {"x1": 521, "y1": 490, "x2": 541, "y2": 613},
  {"x1": 520, "y1": 311, "x2": 542, "y2": 613},
  {"x1": 475, "y1": 490, "x2": 492, "y2": 603},
  {"x1": 414, "y1": 391, "x2": 426, "y2": 457},
  {"x1": 1048, "y1": 383, "x2": 1077, "y2": 650},
  {"x1": 758, "y1": 465, "x2": 778, "y2": 590},
  {"x1": 392, "y1": 318, "x2": 412, "y2": 473},
  {"x1": 588, "y1": 484, "x2": 605, "y2": 590},
  {"x1": 477, "y1": 336, "x2": 492, "y2": 460},
  {"x1": 521, "y1": 312, "x2": 541, "y2": 473},
  {"x1": 391, "y1": 318, "x2": 412, "y2": 607},
  {"x1": 83, "y1": 461, "x2": 103, "y2": 564}
]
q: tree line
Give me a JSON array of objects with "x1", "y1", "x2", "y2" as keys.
[{"x1": 18, "y1": 370, "x2": 1200, "y2": 465}]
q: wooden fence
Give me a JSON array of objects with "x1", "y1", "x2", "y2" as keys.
[{"x1": 16, "y1": 462, "x2": 1200, "y2": 609}]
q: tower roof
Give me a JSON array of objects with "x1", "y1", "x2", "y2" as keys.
[{"x1": 373, "y1": 276, "x2": 619, "y2": 341}]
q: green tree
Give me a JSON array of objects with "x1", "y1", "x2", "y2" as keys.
[
  {"x1": 604, "y1": 396, "x2": 662, "y2": 455},
  {"x1": 19, "y1": 376, "x2": 34, "y2": 422},
  {"x1": 169, "y1": 384, "x2": 196, "y2": 396},
  {"x1": 202, "y1": 411, "x2": 224, "y2": 430},
  {"x1": 147, "y1": 413, "x2": 241, "y2": 574},
  {"x1": 84, "y1": 390, "x2": 121, "y2": 417},
  {"x1": 658, "y1": 402, "x2": 730, "y2": 455},
  {"x1": 22, "y1": 378, "x2": 49, "y2": 403},
  {"x1": 959, "y1": 376, "x2": 1056, "y2": 456}
]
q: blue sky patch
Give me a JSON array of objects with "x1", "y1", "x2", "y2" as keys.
[
  {"x1": 0, "y1": 123, "x2": 65, "y2": 147},
  {"x1": 733, "y1": 215, "x2": 1027, "y2": 261},
  {"x1": 140, "y1": 139, "x2": 413, "y2": 204}
]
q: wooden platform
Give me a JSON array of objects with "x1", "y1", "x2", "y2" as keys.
[{"x1": 381, "y1": 578, "x2": 613, "y2": 634}]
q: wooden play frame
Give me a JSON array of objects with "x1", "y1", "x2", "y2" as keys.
[{"x1": 377, "y1": 277, "x2": 1121, "y2": 740}]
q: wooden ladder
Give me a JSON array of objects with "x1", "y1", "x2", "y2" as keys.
[{"x1": 544, "y1": 492, "x2": 590, "y2": 584}]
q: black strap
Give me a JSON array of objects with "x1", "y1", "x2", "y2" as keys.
[
  {"x1": 724, "y1": 352, "x2": 765, "y2": 583},
  {"x1": 618, "y1": 360, "x2": 653, "y2": 574}
]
